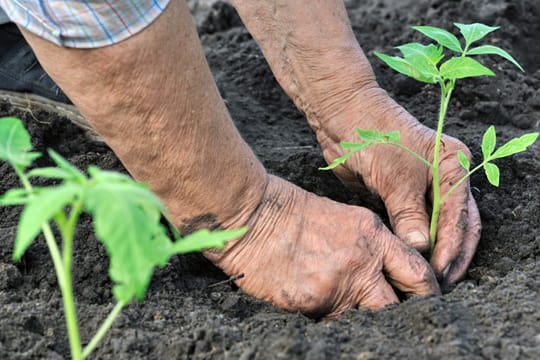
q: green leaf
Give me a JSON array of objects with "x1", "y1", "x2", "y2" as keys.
[
  {"x1": 397, "y1": 43, "x2": 444, "y2": 66},
  {"x1": 88, "y1": 166, "x2": 132, "y2": 183},
  {"x1": 85, "y1": 180, "x2": 164, "y2": 302},
  {"x1": 0, "y1": 188, "x2": 31, "y2": 206},
  {"x1": 484, "y1": 162, "x2": 500, "y2": 187},
  {"x1": 14, "y1": 184, "x2": 81, "y2": 260},
  {"x1": 440, "y1": 57, "x2": 495, "y2": 80},
  {"x1": 172, "y1": 228, "x2": 247, "y2": 254},
  {"x1": 454, "y1": 23, "x2": 499, "y2": 48},
  {"x1": 412, "y1": 25, "x2": 463, "y2": 53},
  {"x1": 491, "y1": 132, "x2": 539, "y2": 160},
  {"x1": 27, "y1": 167, "x2": 73, "y2": 180},
  {"x1": 374, "y1": 52, "x2": 436, "y2": 83},
  {"x1": 467, "y1": 45, "x2": 524, "y2": 72},
  {"x1": 481, "y1": 125, "x2": 497, "y2": 161},
  {"x1": 84, "y1": 169, "x2": 243, "y2": 303},
  {"x1": 356, "y1": 128, "x2": 385, "y2": 141},
  {"x1": 47, "y1": 150, "x2": 86, "y2": 183},
  {"x1": 319, "y1": 152, "x2": 355, "y2": 170},
  {"x1": 457, "y1": 150, "x2": 470, "y2": 170},
  {"x1": 385, "y1": 130, "x2": 401, "y2": 143},
  {"x1": 397, "y1": 43, "x2": 443, "y2": 82},
  {"x1": 0, "y1": 117, "x2": 41, "y2": 170}
]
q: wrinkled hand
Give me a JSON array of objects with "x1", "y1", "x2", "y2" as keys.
[
  {"x1": 316, "y1": 85, "x2": 481, "y2": 285},
  {"x1": 206, "y1": 175, "x2": 440, "y2": 317}
]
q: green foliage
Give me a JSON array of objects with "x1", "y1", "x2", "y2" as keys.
[
  {"x1": 454, "y1": 23, "x2": 499, "y2": 48},
  {"x1": 14, "y1": 184, "x2": 81, "y2": 260},
  {"x1": 439, "y1": 57, "x2": 495, "y2": 80},
  {"x1": 375, "y1": 22, "x2": 523, "y2": 84},
  {"x1": 491, "y1": 132, "x2": 539, "y2": 159},
  {"x1": 481, "y1": 125, "x2": 497, "y2": 160},
  {"x1": 320, "y1": 129, "x2": 403, "y2": 170},
  {"x1": 323, "y1": 22, "x2": 538, "y2": 252},
  {"x1": 467, "y1": 45, "x2": 524, "y2": 72},
  {"x1": 483, "y1": 162, "x2": 500, "y2": 187},
  {"x1": 0, "y1": 117, "x2": 245, "y2": 359},
  {"x1": 478, "y1": 126, "x2": 538, "y2": 186},
  {"x1": 0, "y1": 117, "x2": 40, "y2": 170},
  {"x1": 411, "y1": 25, "x2": 462, "y2": 53},
  {"x1": 457, "y1": 150, "x2": 470, "y2": 171}
]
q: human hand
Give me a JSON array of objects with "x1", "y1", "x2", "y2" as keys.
[
  {"x1": 316, "y1": 85, "x2": 481, "y2": 285},
  {"x1": 206, "y1": 175, "x2": 440, "y2": 318}
]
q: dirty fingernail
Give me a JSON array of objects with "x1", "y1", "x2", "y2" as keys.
[{"x1": 405, "y1": 231, "x2": 429, "y2": 253}]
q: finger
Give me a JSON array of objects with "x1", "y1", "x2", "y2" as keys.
[
  {"x1": 380, "y1": 231, "x2": 440, "y2": 296},
  {"x1": 444, "y1": 193, "x2": 481, "y2": 284},
  {"x1": 384, "y1": 189, "x2": 430, "y2": 253},
  {"x1": 356, "y1": 275, "x2": 399, "y2": 310},
  {"x1": 430, "y1": 182, "x2": 470, "y2": 279}
]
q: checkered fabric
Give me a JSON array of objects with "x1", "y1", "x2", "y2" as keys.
[{"x1": 0, "y1": 0, "x2": 170, "y2": 48}]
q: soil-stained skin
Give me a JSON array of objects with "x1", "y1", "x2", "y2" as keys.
[{"x1": 1, "y1": 0, "x2": 539, "y2": 358}]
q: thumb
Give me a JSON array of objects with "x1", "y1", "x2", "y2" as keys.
[
  {"x1": 384, "y1": 190, "x2": 430, "y2": 253},
  {"x1": 381, "y1": 232, "x2": 440, "y2": 297}
]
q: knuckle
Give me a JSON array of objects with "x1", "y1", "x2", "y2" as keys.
[
  {"x1": 277, "y1": 277, "x2": 337, "y2": 318},
  {"x1": 389, "y1": 203, "x2": 427, "y2": 228}
]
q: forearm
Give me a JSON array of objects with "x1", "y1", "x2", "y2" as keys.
[
  {"x1": 230, "y1": 0, "x2": 378, "y2": 130},
  {"x1": 19, "y1": 1, "x2": 266, "y2": 232}
]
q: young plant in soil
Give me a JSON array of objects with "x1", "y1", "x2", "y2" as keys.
[
  {"x1": 0, "y1": 117, "x2": 245, "y2": 360},
  {"x1": 321, "y1": 23, "x2": 538, "y2": 252}
]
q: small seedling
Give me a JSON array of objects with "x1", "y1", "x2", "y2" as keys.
[
  {"x1": 321, "y1": 23, "x2": 538, "y2": 252},
  {"x1": 0, "y1": 117, "x2": 245, "y2": 359}
]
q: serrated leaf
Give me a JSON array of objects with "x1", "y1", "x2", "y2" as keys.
[
  {"x1": 412, "y1": 25, "x2": 463, "y2": 53},
  {"x1": 356, "y1": 128, "x2": 385, "y2": 141},
  {"x1": 481, "y1": 125, "x2": 497, "y2": 161},
  {"x1": 467, "y1": 45, "x2": 524, "y2": 72},
  {"x1": 14, "y1": 184, "x2": 81, "y2": 260},
  {"x1": 454, "y1": 23, "x2": 499, "y2": 48},
  {"x1": 374, "y1": 52, "x2": 436, "y2": 83},
  {"x1": 27, "y1": 167, "x2": 73, "y2": 180},
  {"x1": 172, "y1": 228, "x2": 247, "y2": 254},
  {"x1": 484, "y1": 162, "x2": 500, "y2": 187},
  {"x1": 84, "y1": 171, "x2": 243, "y2": 303},
  {"x1": 0, "y1": 117, "x2": 41, "y2": 170},
  {"x1": 457, "y1": 150, "x2": 470, "y2": 170},
  {"x1": 491, "y1": 132, "x2": 539, "y2": 160},
  {"x1": 48, "y1": 150, "x2": 86, "y2": 183},
  {"x1": 0, "y1": 188, "x2": 31, "y2": 206},
  {"x1": 440, "y1": 57, "x2": 495, "y2": 80},
  {"x1": 84, "y1": 180, "x2": 165, "y2": 302}
]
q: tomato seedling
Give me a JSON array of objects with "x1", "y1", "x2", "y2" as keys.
[
  {"x1": 321, "y1": 23, "x2": 538, "y2": 252},
  {"x1": 0, "y1": 117, "x2": 245, "y2": 359}
]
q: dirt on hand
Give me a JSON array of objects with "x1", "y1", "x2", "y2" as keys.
[{"x1": 1, "y1": 0, "x2": 539, "y2": 358}]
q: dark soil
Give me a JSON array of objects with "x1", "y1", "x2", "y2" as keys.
[{"x1": 1, "y1": 0, "x2": 539, "y2": 358}]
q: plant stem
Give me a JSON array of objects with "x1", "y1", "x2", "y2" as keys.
[
  {"x1": 13, "y1": 168, "x2": 82, "y2": 356},
  {"x1": 82, "y1": 301, "x2": 126, "y2": 359},
  {"x1": 14, "y1": 168, "x2": 65, "y2": 283},
  {"x1": 60, "y1": 200, "x2": 83, "y2": 360},
  {"x1": 429, "y1": 82, "x2": 455, "y2": 252},
  {"x1": 440, "y1": 162, "x2": 485, "y2": 204},
  {"x1": 60, "y1": 200, "x2": 84, "y2": 360}
]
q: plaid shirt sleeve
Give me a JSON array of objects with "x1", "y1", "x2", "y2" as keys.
[{"x1": 0, "y1": 0, "x2": 171, "y2": 48}]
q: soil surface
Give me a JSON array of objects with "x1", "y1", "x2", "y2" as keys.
[{"x1": 1, "y1": 0, "x2": 539, "y2": 358}]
